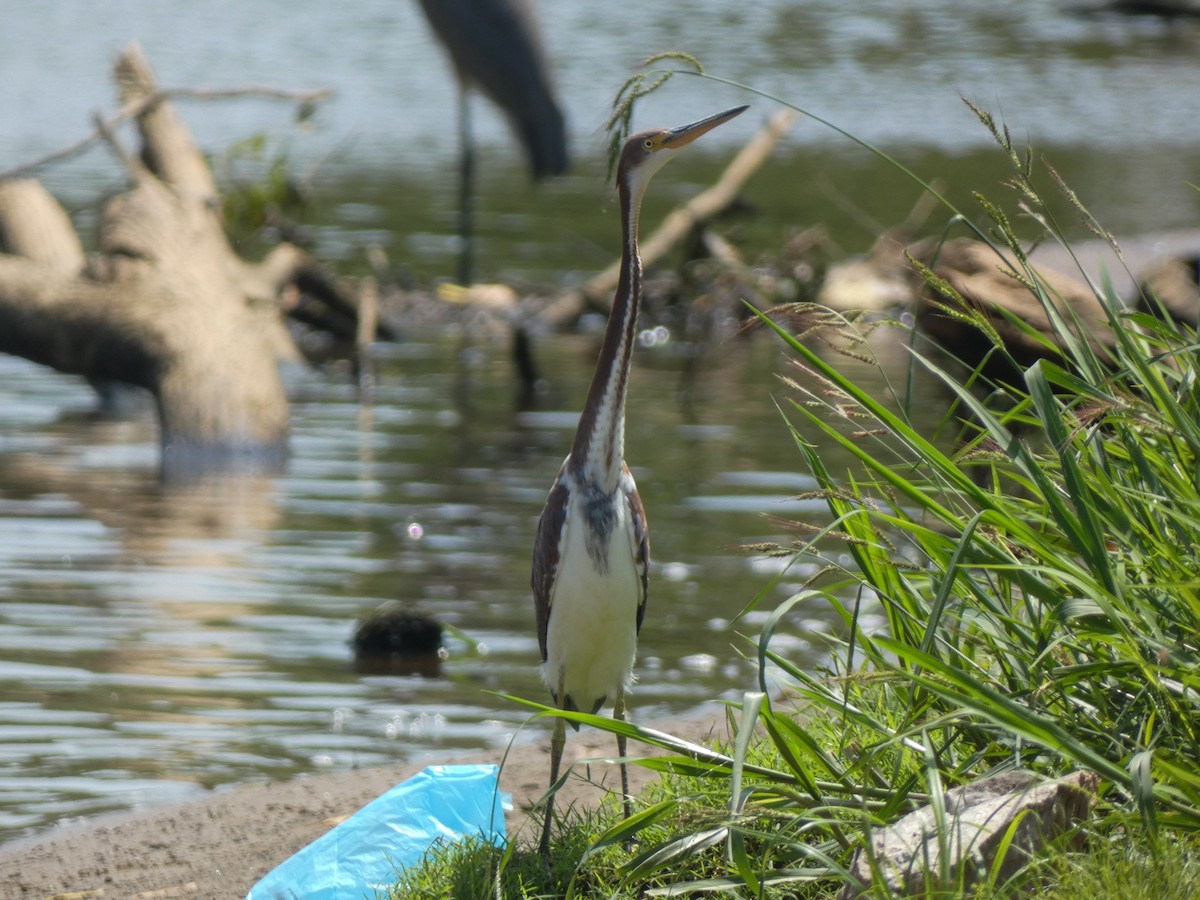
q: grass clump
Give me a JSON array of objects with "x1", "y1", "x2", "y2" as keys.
[
  {"x1": 386, "y1": 726, "x2": 858, "y2": 898},
  {"x1": 726, "y1": 93, "x2": 1200, "y2": 893},
  {"x1": 383, "y1": 806, "x2": 627, "y2": 899},
  {"x1": 1029, "y1": 831, "x2": 1200, "y2": 900}
]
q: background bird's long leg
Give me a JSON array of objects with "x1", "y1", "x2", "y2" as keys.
[
  {"x1": 614, "y1": 688, "x2": 632, "y2": 822},
  {"x1": 455, "y1": 84, "x2": 475, "y2": 287},
  {"x1": 538, "y1": 714, "x2": 566, "y2": 858}
]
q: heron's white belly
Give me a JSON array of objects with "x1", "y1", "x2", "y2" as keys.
[{"x1": 543, "y1": 500, "x2": 640, "y2": 713}]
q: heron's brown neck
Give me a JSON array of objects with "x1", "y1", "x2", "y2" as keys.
[{"x1": 569, "y1": 172, "x2": 643, "y2": 492}]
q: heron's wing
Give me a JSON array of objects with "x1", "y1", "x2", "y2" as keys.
[
  {"x1": 623, "y1": 466, "x2": 650, "y2": 636},
  {"x1": 532, "y1": 471, "x2": 569, "y2": 662},
  {"x1": 416, "y1": 0, "x2": 568, "y2": 178}
]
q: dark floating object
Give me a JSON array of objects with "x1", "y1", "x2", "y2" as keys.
[{"x1": 352, "y1": 601, "x2": 444, "y2": 676}]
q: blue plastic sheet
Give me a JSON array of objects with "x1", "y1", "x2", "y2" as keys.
[{"x1": 246, "y1": 764, "x2": 509, "y2": 899}]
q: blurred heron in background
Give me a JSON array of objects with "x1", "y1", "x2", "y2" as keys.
[{"x1": 416, "y1": 0, "x2": 569, "y2": 286}]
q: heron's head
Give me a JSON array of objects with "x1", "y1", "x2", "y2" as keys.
[{"x1": 618, "y1": 105, "x2": 749, "y2": 203}]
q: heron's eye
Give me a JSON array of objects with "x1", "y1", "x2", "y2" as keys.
[{"x1": 642, "y1": 138, "x2": 654, "y2": 150}]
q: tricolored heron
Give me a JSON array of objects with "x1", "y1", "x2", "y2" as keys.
[
  {"x1": 531, "y1": 104, "x2": 748, "y2": 856},
  {"x1": 415, "y1": 0, "x2": 569, "y2": 286}
]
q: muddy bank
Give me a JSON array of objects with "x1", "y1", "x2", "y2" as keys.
[{"x1": 0, "y1": 709, "x2": 729, "y2": 899}]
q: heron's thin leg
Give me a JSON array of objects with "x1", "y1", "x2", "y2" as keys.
[
  {"x1": 538, "y1": 714, "x2": 566, "y2": 859},
  {"x1": 614, "y1": 688, "x2": 632, "y2": 822},
  {"x1": 456, "y1": 84, "x2": 476, "y2": 287}
]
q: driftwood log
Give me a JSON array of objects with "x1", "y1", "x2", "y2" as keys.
[
  {"x1": 0, "y1": 44, "x2": 347, "y2": 475},
  {"x1": 1136, "y1": 253, "x2": 1200, "y2": 326},
  {"x1": 911, "y1": 238, "x2": 1116, "y2": 384}
]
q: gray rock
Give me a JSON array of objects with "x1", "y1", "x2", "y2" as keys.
[{"x1": 838, "y1": 770, "x2": 1099, "y2": 898}]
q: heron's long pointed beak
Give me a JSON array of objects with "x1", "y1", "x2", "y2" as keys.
[{"x1": 662, "y1": 105, "x2": 749, "y2": 149}]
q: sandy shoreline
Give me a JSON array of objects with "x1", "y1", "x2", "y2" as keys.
[{"x1": 0, "y1": 708, "x2": 729, "y2": 899}]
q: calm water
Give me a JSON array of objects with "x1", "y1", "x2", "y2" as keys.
[
  {"x1": 6, "y1": 1, "x2": 1200, "y2": 180},
  {"x1": 4, "y1": 0, "x2": 1200, "y2": 271},
  {"x1": 1, "y1": 0, "x2": 1199, "y2": 846},
  {"x1": 0, "y1": 331, "x2": 887, "y2": 843}
]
